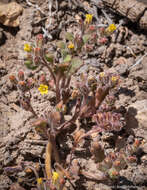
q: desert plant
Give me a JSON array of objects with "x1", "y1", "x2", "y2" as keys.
[{"x1": 8, "y1": 14, "x2": 140, "y2": 190}]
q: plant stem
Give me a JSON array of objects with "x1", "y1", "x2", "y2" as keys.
[{"x1": 45, "y1": 141, "x2": 52, "y2": 179}]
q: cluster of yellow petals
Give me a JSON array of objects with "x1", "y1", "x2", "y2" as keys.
[
  {"x1": 24, "y1": 43, "x2": 32, "y2": 52},
  {"x1": 37, "y1": 178, "x2": 43, "y2": 185},
  {"x1": 85, "y1": 14, "x2": 93, "y2": 24},
  {"x1": 68, "y1": 42, "x2": 74, "y2": 49},
  {"x1": 106, "y1": 24, "x2": 117, "y2": 33},
  {"x1": 111, "y1": 76, "x2": 118, "y2": 82},
  {"x1": 52, "y1": 171, "x2": 59, "y2": 184},
  {"x1": 99, "y1": 72, "x2": 105, "y2": 78},
  {"x1": 38, "y1": 84, "x2": 48, "y2": 95}
]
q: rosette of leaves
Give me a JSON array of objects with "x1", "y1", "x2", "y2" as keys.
[
  {"x1": 99, "y1": 94, "x2": 116, "y2": 111},
  {"x1": 97, "y1": 152, "x2": 126, "y2": 180},
  {"x1": 92, "y1": 112, "x2": 124, "y2": 132}
]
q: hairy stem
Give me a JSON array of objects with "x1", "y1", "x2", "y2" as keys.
[
  {"x1": 45, "y1": 141, "x2": 52, "y2": 179},
  {"x1": 55, "y1": 73, "x2": 62, "y2": 104}
]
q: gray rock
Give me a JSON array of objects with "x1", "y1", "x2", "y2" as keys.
[
  {"x1": 141, "y1": 142, "x2": 147, "y2": 153},
  {"x1": 95, "y1": 183, "x2": 111, "y2": 190},
  {"x1": 126, "y1": 100, "x2": 147, "y2": 139},
  {"x1": 120, "y1": 166, "x2": 147, "y2": 185}
]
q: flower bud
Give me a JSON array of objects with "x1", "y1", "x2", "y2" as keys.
[
  {"x1": 98, "y1": 37, "x2": 108, "y2": 44},
  {"x1": 39, "y1": 74, "x2": 47, "y2": 85},
  {"x1": 18, "y1": 70, "x2": 24, "y2": 81},
  {"x1": 34, "y1": 47, "x2": 41, "y2": 57},
  {"x1": 27, "y1": 78, "x2": 35, "y2": 89},
  {"x1": 18, "y1": 81, "x2": 27, "y2": 92},
  {"x1": 34, "y1": 57, "x2": 40, "y2": 65},
  {"x1": 103, "y1": 157, "x2": 112, "y2": 168},
  {"x1": 108, "y1": 168, "x2": 119, "y2": 179},
  {"x1": 60, "y1": 178, "x2": 65, "y2": 185},
  {"x1": 89, "y1": 25, "x2": 96, "y2": 32},
  {"x1": 36, "y1": 34, "x2": 44, "y2": 48},
  {"x1": 133, "y1": 139, "x2": 141, "y2": 149},
  {"x1": 99, "y1": 27, "x2": 105, "y2": 35},
  {"x1": 9, "y1": 75, "x2": 18, "y2": 85},
  {"x1": 113, "y1": 160, "x2": 122, "y2": 171},
  {"x1": 74, "y1": 34, "x2": 83, "y2": 50},
  {"x1": 37, "y1": 34, "x2": 43, "y2": 40},
  {"x1": 85, "y1": 44, "x2": 93, "y2": 52},
  {"x1": 127, "y1": 156, "x2": 137, "y2": 163}
]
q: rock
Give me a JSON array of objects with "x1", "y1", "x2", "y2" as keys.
[
  {"x1": 10, "y1": 183, "x2": 26, "y2": 190},
  {"x1": 0, "y1": 2, "x2": 23, "y2": 27},
  {"x1": 121, "y1": 166, "x2": 147, "y2": 185},
  {"x1": 0, "y1": 175, "x2": 12, "y2": 190},
  {"x1": 95, "y1": 183, "x2": 111, "y2": 190},
  {"x1": 20, "y1": 142, "x2": 45, "y2": 159},
  {"x1": 141, "y1": 154, "x2": 147, "y2": 165},
  {"x1": 126, "y1": 100, "x2": 147, "y2": 139},
  {"x1": 139, "y1": 9, "x2": 147, "y2": 30},
  {"x1": 102, "y1": 0, "x2": 147, "y2": 30},
  {"x1": 129, "y1": 56, "x2": 147, "y2": 82},
  {"x1": 141, "y1": 142, "x2": 147, "y2": 153}
]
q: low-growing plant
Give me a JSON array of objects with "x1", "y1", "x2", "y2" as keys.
[{"x1": 8, "y1": 14, "x2": 141, "y2": 190}]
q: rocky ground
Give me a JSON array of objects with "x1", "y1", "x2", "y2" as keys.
[{"x1": 0, "y1": 0, "x2": 147, "y2": 190}]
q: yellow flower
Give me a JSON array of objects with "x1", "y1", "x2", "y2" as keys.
[
  {"x1": 38, "y1": 84, "x2": 48, "y2": 95},
  {"x1": 24, "y1": 43, "x2": 32, "y2": 52},
  {"x1": 85, "y1": 14, "x2": 93, "y2": 24},
  {"x1": 99, "y1": 72, "x2": 105, "y2": 78},
  {"x1": 111, "y1": 76, "x2": 118, "y2": 82},
  {"x1": 68, "y1": 42, "x2": 74, "y2": 49},
  {"x1": 52, "y1": 171, "x2": 59, "y2": 184},
  {"x1": 106, "y1": 24, "x2": 117, "y2": 33},
  {"x1": 37, "y1": 178, "x2": 43, "y2": 185}
]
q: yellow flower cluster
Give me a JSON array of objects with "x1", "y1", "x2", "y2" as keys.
[
  {"x1": 24, "y1": 43, "x2": 32, "y2": 52},
  {"x1": 111, "y1": 76, "x2": 118, "y2": 82},
  {"x1": 99, "y1": 72, "x2": 105, "y2": 78},
  {"x1": 37, "y1": 178, "x2": 43, "y2": 185},
  {"x1": 68, "y1": 42, "x2": 74, "y2": 49},
  {"x1": 38, "y1": 84, "x2": 48, "y2": 95},
  {"x1": 106, "y1": 24, "x2": 117, "y2": 33},
  {"x1": 85, "y1": 14, "x2": 93, "y2": 24},
  {"x1": 52, "y1": 171, "x2": 59, "y2": 184}
]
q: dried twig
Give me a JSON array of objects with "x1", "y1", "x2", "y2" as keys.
[
  {"x1": 129, "y1": 53, "x2": 147, "y2": 70},
  {"x1": 26, "y1": 0, "x2": 45, "y2": 15}
]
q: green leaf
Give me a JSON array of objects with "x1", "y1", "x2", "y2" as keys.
[
  {"x1": 61, "y1": 49, "x2": 68, "y2": 59},
  {"x1": 45, "y1": 53, "x2": 54, "y2": 63},
  {"x1": 83, "y1": 34, "x2": 90, "y2": 43},
  {"x1": 65, "y1": 32, "x2": 74, "y2": 41},
  {"x1": 63, "y1": 54, "x2": 72, "y2": 63},
  {"x1": 69, "y1": 57, "x2": 83, "y2": 73},
  {"x1": 24, "y1": 60, "x2": 37, "y2": 70},
  {"x1": 56, "y1": 41, "x2": 66, "y2": 49}
]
